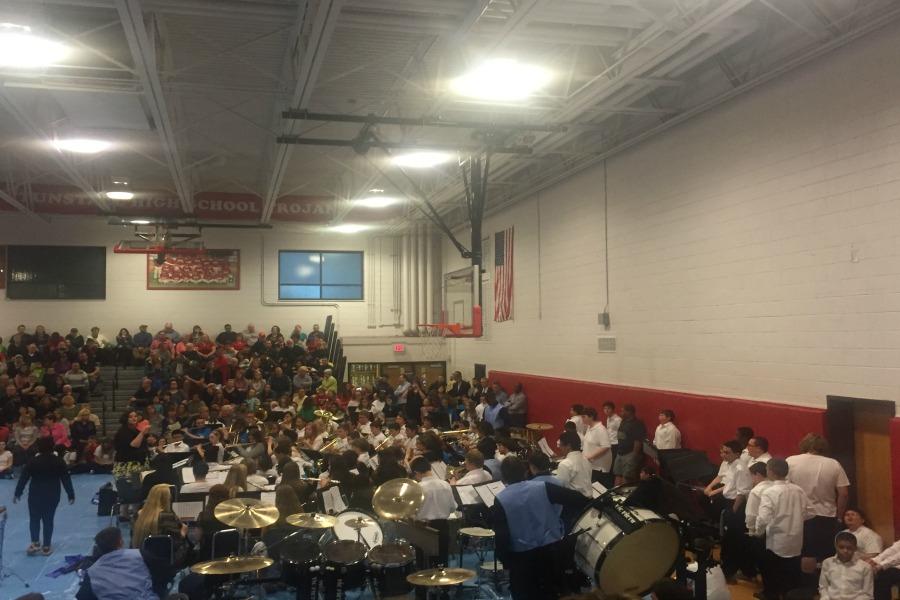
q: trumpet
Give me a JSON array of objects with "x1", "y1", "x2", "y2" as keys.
[
  {"x1": 374, "y1": 436, "x2": 395, "y2": 452},
  {"x1": 319, "y1": 437, "x2": 340, "y2": 453},
  {"x1": 439, "y1": 429, "x2": 472, "y2": 437}
]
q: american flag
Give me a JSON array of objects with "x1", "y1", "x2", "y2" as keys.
[{"x1": 493, "y1": 227, "x2": 514, "y2": 322}]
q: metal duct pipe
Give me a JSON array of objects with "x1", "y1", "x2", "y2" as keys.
[
  {"x1": 417, "y1": 223, "x2": 427, "y2": 326},
  {"x1": 409, "y1": 224, "x2": 419, "y2": 330},
  {"x1": 401, "y1": 232, "x2": 410, "y2": 332},
  {"x1": 425, "y1": 226, "x2": 434, "y2": 324}
]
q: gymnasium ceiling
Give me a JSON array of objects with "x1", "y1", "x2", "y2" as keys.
[{"x1": 1, "y1": 0, "x2": 899, "y2": 232}]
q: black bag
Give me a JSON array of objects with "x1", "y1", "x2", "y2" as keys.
[{"x1": 97, "y1": 482, "x2": 117, "y2": 516}]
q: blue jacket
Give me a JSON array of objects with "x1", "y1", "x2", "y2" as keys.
[{"x1": 85, "y1": 549, "x2": 158, "y2": 600}]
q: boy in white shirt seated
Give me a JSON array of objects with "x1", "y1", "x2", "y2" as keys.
[
  {"x1": 653, "y1": 409, "x2": 682, "y2": 450},
  {"x1": 841, "y1": 507, "x2": 883, "y2": 558},
  {"x1": 819, "y1": 531, "x2": 873, "y2": 600},
  {"x1": 450, "y1": 449, "x2": 493, "y2": 486},
  {"x1": 181, "y1": 460, "x2": 214, "y2": 494}
]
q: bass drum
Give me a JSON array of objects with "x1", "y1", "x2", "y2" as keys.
[
  {"x1": 280, "y1": 537, "x2": 322, "y2": 599},
  {"x1": 331, "y1": 509, "x2": 384, "y2": 548},
  {"x1": 366, "y1": 542, "x2": 416, "y2": 599},
  {"x1": 321, "y1": 540, "x2": 368, "y2": 600},
  {"x1": 574, "y1": 493, "x2": 680, "y2": 596}
]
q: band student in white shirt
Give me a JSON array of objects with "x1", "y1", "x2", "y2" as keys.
[
  {"x1": 841, "y1": 507, "x2": 883, "y2": 558},
  {"x1": 868, "y1": 537, "x2": 900, "y2": 600},
  {"x1": 450, "y1": 449, "x2": 493, "y2": 486},
  {"x1": 555, "y1": 431, "x2": 593, "y2": 498},
  {"x1": 819, "y1": 532, "x2": 873, "y2": 600},
  {"x1": 602, "y1": 402, "x2": 622, "y2": 457},
  {"x1": 580, "y1": 407, "x2": 613, "y2": 487},
  {"x1": 744, "y1": 462, "x2": 772, "y2": 578},
  {"x1": 704, "y1": 440, "x2": 753, "y2": 582},
  {"x1": 411, "y1": 456, "x2": 458, "y2": 568},
  {"x1": 787, "y1": 433, "x2": 850, "y2": 574},
  {"x1": 567, "y1": 404, "x2": 587, "y2": 437},
  {"x1": 652, "y1": 409, "x2": 681, "y2": 450},
  {"x1": 745, "y1": 436, "x2": 773, "y2": 466},
  {"x1": 754, "y1": 458, "x2": 813, "y2": 600}
]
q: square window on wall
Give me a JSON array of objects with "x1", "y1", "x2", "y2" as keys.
[{"x1": 278, "y1": 250, "x2": 363, "y2": 300}]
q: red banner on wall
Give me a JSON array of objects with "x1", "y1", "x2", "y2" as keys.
[{"x1": 0, "y1": 184, "x2": 337, "y2": 223}]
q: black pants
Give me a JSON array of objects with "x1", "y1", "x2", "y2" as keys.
[
  {"x1": 719, "y1": 498, "x2": 747, "y2": 579},
  {"x1": 590, "y1": 469, "x2": 613, "y2": 489},
  {"x1": 875, "y1": 567, "x2": 900, "y2": 600},
  {"x1": 761, "y1": 550, "x2": 801, "y2": 600},
  {"x1": 28, "y1": 496, "x2": 59, "y2": 546},
  {"x1": 505, "y1": 545, "x2": 560, "y2": 600}
]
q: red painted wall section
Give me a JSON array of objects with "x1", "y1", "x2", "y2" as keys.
[
  {"x1": 489, "y1": 370, "x2": 826, "y2": 464},
  {"x1": 890, "y1": 418, "x2": 900, "y2": 539}
]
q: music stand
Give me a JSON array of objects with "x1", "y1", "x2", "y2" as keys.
[{"x1": 396, "y1": 521, "x2": 440, "y2": 561}]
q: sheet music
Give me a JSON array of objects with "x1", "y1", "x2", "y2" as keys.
[
  {"x1": 172, "y1": 501, "x2": 203, "y2": 521},
  {"x1": 456, "y1": 485, "x2": 481, "y2": 505},
  {"x1": 208, "y1": 463, "x2": 232, "y2": 472},
  {"x1": 367, "y1": 455, "x2": 379, "y2": 469},
  {"x1": 181, "y1": 467, "x2": 195, "y2": 483},
  {"x1": 538, "y1": 437, "x2": 555, "y2": 458},
  {"x1": 260, "y1": 492, "x2": 276, "y2": 505},
  {"x1": 431, "y1": 461, "x2": 448, "y2": 480},
  {"x1": 208, "y1": 471, "x2": 228, "y2": 484},
  {"x1": 331, "y1": 487, "x2": 347, "y2": 513},
  {"x1": 474, "y1": 485, "x2": 496, "y2": 507},
  {"x1": 321, "y1": 486, "x2": 346, "y2": 514},
  {"x1": 485, "y1": 481, "x2": 506, "y2": 496},
  {"x1": 591, "y1": 481, "x2": 607, "y2": 498}
]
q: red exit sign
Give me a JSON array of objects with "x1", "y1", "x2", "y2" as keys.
[{"x1": 393, "y1": 343, "x2": 406, "y2": 352}]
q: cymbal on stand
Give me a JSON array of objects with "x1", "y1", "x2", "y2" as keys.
[
  {"x1": 344, "y1": 516, "x2": 377, "y2": 530},
  {"x1": 407, "y1": 567, "x2": 476, "y2": 587},
  {"x1": 285, "y1": 512, "x2": 339, "y2": 529},
  {"x1": 214, "y1": 498, "x2": 279, "y2": 529},
  {"x1": 372, "y1": 478, "x2": 425, "y2": 520},
  {"x1": 191, "y1": 555, "x2": 274, "y2": 575}
]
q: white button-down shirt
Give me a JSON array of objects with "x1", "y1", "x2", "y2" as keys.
[
  {"x1": 653, "y1": 422, "x2": 681, "y2": 450},
  {"x1": 818, "y1": 555, "x2": 873, "y2": 600},
  {"x1": 873, "y1": 540, "x2": 900, "y2": 569},
  {"x1": 748, "y1": 452, "x2": 772, "y2": 467},
  {"x1": 555, "y1": 450, "x2": 593, "y2": 497},
  {"x1": 455, "y1": 468, "x2": 492, "y2": 486},
  {"x1": 718, "y1": 459, "x2": 752, "y2": 500},
  {"x1": 756, "y1": 479, "x2": 812, "y2": 557},
  {"x1": 567, "y1": 416, "x2": 587, "y2": 437},
  {"x1": 745, "y1": 480, "x2": 773, "y2": 536},
  {"x1": 842, "y1": 526, "x2": 883, "y2": 556},
  {"x1": 416, "y1": 474, "x2": 458, "y2": 521},
  {"x1": 786, "y1": 453, "x2": 850, "y2": 517},
  {"x1": 582, "y1": 422, "x2": 612, "y2": 473},
  {"x1": 605, "y1": 413, "x2": 622, "y2": 445}
]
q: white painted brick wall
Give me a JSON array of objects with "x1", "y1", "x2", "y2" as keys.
[{"x1": 444, "y1": 22, "x2": 900, "y2": 409}]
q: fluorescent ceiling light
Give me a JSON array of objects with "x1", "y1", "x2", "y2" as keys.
[
  {"x1": 450, "y1": 58, "x2": 552, "y2": 101},
  {"x1": 129, "y1": 219, "x2": 151, "y2": 225},
  {"x1": 52, "y1": 138, "x2": 112, "y2": 154},
  {"x1": 330, "y1": 224, "x2": 369, "y2": 234},
  {"x1": 391, "y1": 151, "x2": 454, "y2": 169},
  {"x1": 106, "y1": 191, "x2": 134, "y2": 200},
  {"x1": 356, "y1": 195, "x2": 399, "y2": 208},
  {"x1": 0, "y1": 24, "x2": 68, "y2": 69}
]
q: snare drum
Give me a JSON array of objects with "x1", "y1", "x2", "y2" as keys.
[
  {"x1": 321, "y1": 540, "x2": 368, "y2": 599},
  {"x1": 574, "y1": 493, "x2": 680, "y2": 595},
  {"x1": 367, "y1": 542, "x2": 416, "y2": 599},
  {"x1": 332, "y1": 509, "x2": 383, "y2": 548}
]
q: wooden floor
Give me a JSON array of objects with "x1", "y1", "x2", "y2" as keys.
[{"x1": 729, "y1": 578, "x2": 763, "y2": 600}]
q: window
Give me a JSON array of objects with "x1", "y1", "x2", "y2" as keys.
[{"x1": 278, "y1": 251, "x2": 363, "y2": 300}]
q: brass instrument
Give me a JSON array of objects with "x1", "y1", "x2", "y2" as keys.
[
  {"x1": 438, "y1": 429, "x2": 472, "y2": 437},
  {"x1": 254, "y1": 408, "x2": 268, "y2": 422},
  {"x1": 373, "y1": 436, "x2": 394, "y2": 452},
  {"x1": 319, "y1": 436, "x2": 340, "y2": 453},
  {"x1": 447, "y1": 465, "x2": 468, "y2": 481}
]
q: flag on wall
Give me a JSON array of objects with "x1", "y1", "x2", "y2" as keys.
[{"x1": 494, "y1": 227, "x2": 514, "y2": 322}]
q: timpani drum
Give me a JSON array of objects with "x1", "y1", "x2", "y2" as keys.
[{"x1": 574, "y1": 492, "x2": 680, "y2": 596}]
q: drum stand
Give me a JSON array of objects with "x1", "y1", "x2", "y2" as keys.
[{"x1": 675, "y1": 537, "x2": 714, "y2": 600}]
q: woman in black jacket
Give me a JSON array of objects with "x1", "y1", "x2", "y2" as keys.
[{"x1": 13, "y1": 436, "x2": 75, "y2": 556}]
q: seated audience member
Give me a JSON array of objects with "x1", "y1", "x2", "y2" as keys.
[
  {"x1": 841, "y1": 507, "x2": 883, "y2": 558},
  {"x1": 653, "y1": 409, "x2": 681, "y2": 450},
  {"x1": 0, "y1": 440, "x2": 12, "y2": 477},
  {"x1": 92, "y1": 440, "x2": 114, "y2": 473},
  {"x1": 76, "y1": 527, "x2": 158, "y2": 600},
  {"x1": 556, "y1": 431, "x2": 593, "y2": 498},
  {"x1": 181, "y1": 461, "x2": 213, "y2": 494},
  {"x1": 71, "y1": 409, "x2": 98, "y2": 453},
  {"x1": 450, "y1": 449, "x2": 493, "y2": 485},
  {"x1": 869, "y1": 538, "x2": 900, "y2": 600},
  {"x1": 755, "y1": 458, "x2": 811, "y2": 600},
  {"x1": 13, "y1": 414, "x2": 39, "y2": 464},
  {"x1": 819, "y1": 531, "x2": 873, "y2": 600}
]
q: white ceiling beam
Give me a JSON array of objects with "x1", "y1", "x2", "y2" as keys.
[
  {"x1": 0, "y1": 90, "x2": 110, "y2": 212},
  {"x1": 116, "y1": 0, "x2": 193, "y2": 214},
  {"x1": 260, "y1": 0, "x2": 344, "y2": 223},
  {"x1": 0, "y1": 189, "x2": 51, "y2": 224}
]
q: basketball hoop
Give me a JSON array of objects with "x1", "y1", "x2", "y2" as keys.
[{"x1": 416, "y1": 323, "x2": 453, "y2": 360}]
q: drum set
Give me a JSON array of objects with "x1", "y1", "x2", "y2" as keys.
[{"x1": 191, "y1": 477, "x2": 476, "y2": 599}]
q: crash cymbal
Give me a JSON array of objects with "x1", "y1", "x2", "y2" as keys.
[
  {"x1": 286, "y1": 512, "x2": 339, "y2": 529},
  {"x1": 406, "y1": 568, "x2": 476, "y2": 587},
  {"x1": 372, "y1": 478, "x2": 424, "y2": 520},
  {"x1": 459, "y1": 527, "x2": 495, "y2": 538},
  {"x1": 214, "y1": 498, "x2": 279, "y2": 529},
  {"x1": 344, "y1": 516, "x2": 377, "y2": 530},
  {"x1": 525, "y1": 422, "x2": 553, "y2": 431},
  {"x1": 191, "y1": 556, "x2": 274, "y2": 575}
]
